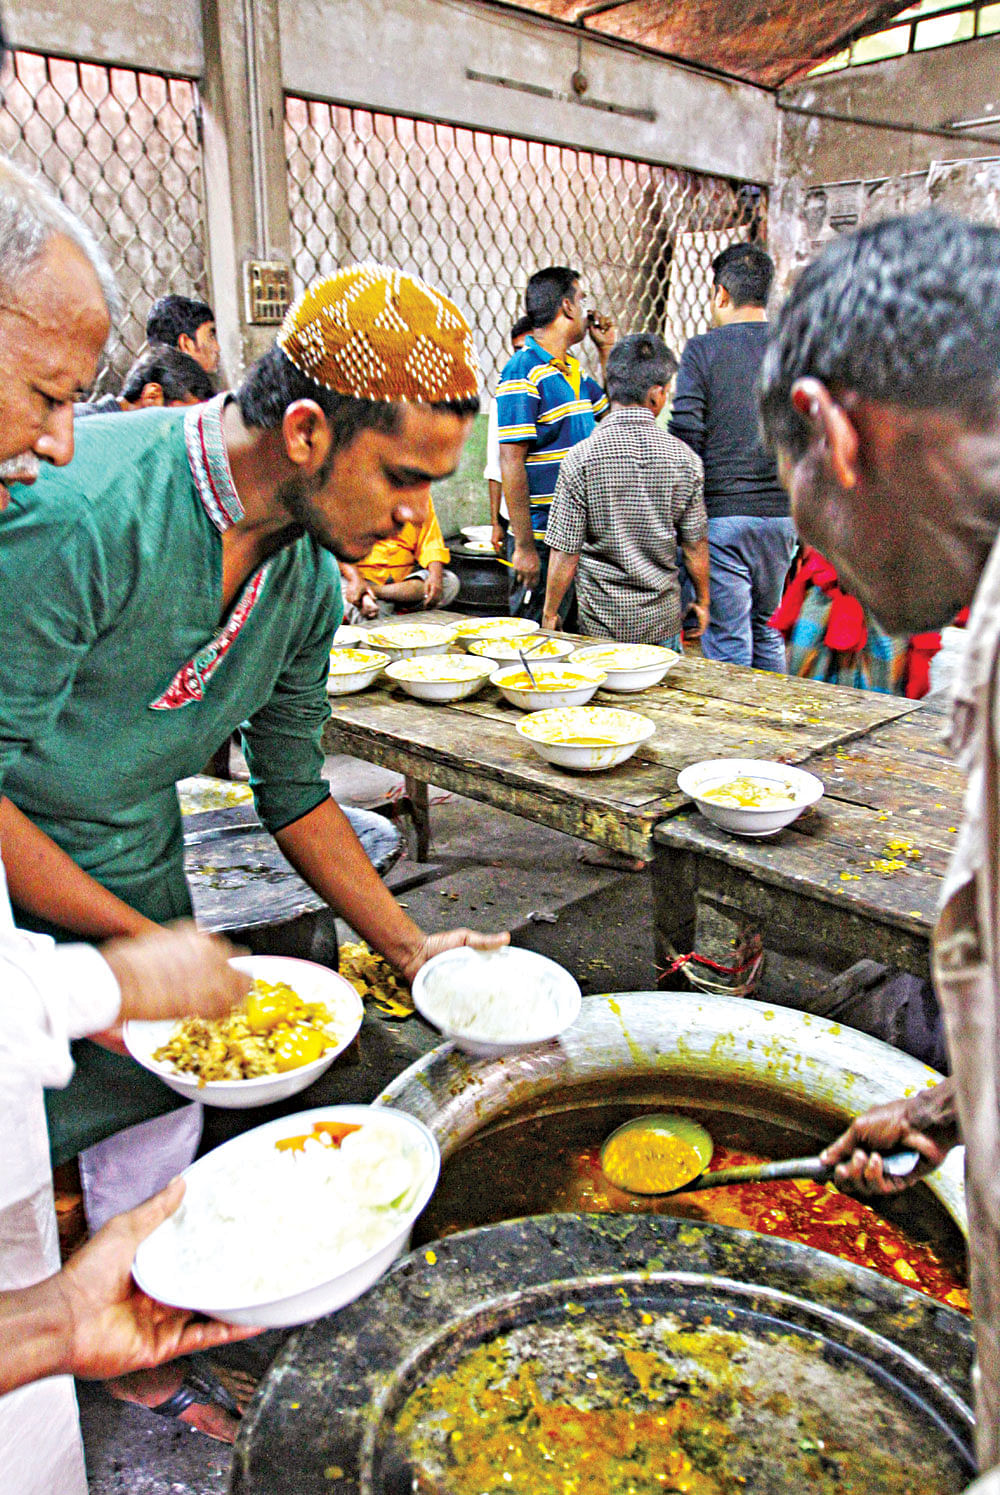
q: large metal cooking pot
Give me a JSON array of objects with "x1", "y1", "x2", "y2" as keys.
[
  {"x1": 377, "y1": 991, "x2": 966, "y2": 1234},
  {"x1": 232, "y1": 1214, "x2": 975, "y2": 1495}
]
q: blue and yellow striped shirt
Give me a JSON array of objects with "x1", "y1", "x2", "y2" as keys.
[{"x1": 496, "y1": 336, "x2": 608, "y2": 520}]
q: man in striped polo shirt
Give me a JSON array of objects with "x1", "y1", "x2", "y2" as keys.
[{"x1": 496, "y1": 266, "x2": 616, "y2": 622}]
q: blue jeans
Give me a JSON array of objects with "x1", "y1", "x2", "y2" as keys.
[{"x1": 702, "y1": 515, "x2": 796, "y2": 672}]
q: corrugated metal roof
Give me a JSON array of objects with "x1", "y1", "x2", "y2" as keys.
[{"x1": 479, "y1": 1, "x2": 915, "y2": 86}]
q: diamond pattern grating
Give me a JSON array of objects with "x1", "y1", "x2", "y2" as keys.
[
  {"x1": 285, "y1": 97, "x2": 767, "y2": 389},
  {"x1": 0, "y1": 49, "x2": 209, "y2": 387}
]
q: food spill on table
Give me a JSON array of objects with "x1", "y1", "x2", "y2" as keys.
[{"x1": 339, "y1": 939, "x2": 415, "y2": 1018}]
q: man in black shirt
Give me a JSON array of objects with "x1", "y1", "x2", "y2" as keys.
[{"x1": 670, "y1": 244, "x2": 795, "y2": 670}]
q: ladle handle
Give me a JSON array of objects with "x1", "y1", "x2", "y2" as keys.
[
  {"x1": 686, "y1": 1157, "x2": 832, "y2": 1190},
  {"x1": 686, "y1": 1149, "x2": 920, "y2": 1191}
]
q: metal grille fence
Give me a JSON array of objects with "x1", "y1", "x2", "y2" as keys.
[
  {"x1": 285, "y1": 98, "x2": 766, "y2": 389},
  {"x1": 0, "y1": 49, "x2": 208, "y2": 385}
]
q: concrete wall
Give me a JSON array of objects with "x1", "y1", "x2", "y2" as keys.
[
  {"x1": 4, "y1": 0, "x2": 203, "y2": 75},
  {"x1": 773, "y1": 35, "x2": 1000, "y2": 295},
  {"x1": 279, "y1": 0, "x2": 776, "y2": 185},
  {"x1": 7, "y1": 0, "x2": 776, "y2": 185}
]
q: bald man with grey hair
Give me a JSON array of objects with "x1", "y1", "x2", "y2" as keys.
[{"x1": 0, "y1": 156, "x2": 118, "y2": 504}]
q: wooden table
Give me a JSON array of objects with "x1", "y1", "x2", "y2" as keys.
[
  {"x1": 322, "y1": 612, "x2": 917, "y2": 862},
  {"x1": 651, "y1": 701, "x2": 964, "y2": 980}
]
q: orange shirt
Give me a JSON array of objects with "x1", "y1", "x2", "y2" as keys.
[{"x1": 358, "y1": 501, "x2": 450, "y2": 586}]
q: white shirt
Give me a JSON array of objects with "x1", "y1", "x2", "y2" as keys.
[
  {"x1": 0, "y1": 857, "x2": 120, "y2": 1495},
  {"x1": 483, "y1": 397, "x2": 508, "y2": 519}
]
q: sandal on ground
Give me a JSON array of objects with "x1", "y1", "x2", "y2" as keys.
[{"x1": 106, "y1": 1358, "x2": 257, "y2": 1444}]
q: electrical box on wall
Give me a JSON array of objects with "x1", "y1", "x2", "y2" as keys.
[{"x1": 243, "y1": 260, "x2": 292, "y2": 325}]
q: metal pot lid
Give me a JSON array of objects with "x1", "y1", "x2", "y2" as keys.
[{"x1": 231, "y1": 1214, "x2": 974, "y2": 1495}]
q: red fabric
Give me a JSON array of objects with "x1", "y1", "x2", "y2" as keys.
[
  {"x1": 770, "y1": 546, "x2": 946, "y2": 699},
  {"x1": 769, "y1": 547, "x2": 867, "y2": 651},
  {"x1": 904, "y1": 633, "x2": 940, "y2": 700}
]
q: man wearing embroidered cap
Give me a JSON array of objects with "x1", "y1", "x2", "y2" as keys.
[{"x1": 0, "y1": 263, "x2": 507, "y2": 1170}]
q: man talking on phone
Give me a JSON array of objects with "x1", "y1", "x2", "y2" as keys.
[{"x1": 495, "y1": 267, "x2": 616, "y2": 624}]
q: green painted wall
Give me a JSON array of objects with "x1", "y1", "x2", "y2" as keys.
[{"x1": 432, "y1": 412, "x2": 490, "y2": 540}]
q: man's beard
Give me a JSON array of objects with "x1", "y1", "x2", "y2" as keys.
[{"x1": 275, "y1": 458, "x2": 363, "y2": 562}]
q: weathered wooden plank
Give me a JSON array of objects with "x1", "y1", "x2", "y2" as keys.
[
  {"x1": 355, "y1": 675, "x2": 900, "y2": 791},
  {"x1": 650, "y1": 653, "x2": 917, "y2": 727},
  {"x1": 327, "y1": 691, "x2": 674, "y2": 808},
  {"x1": 324, "y1": 696, "x2": 682, "y2": 855},
  {"x1": 789, "y1": 800, "x2": 957, "y2": 868},
  {"x1": 329, "y1": 732, "x2": 668, "y2": 858},
  {"x1": 451, "y1": 688, "x2": 839, "y2": 770},
  {"x1": 864, "y1": 711, "x2": 955, "y2": 761},
  {"x1": 654, "y1": 809, "x2": 941, "y2": 933},
  {"x1": 656, "y1": 848, "x2": 933, "y2": 978}
]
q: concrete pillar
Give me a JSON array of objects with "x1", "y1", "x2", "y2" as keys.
[{"x1": 199, "y1": 0, "x2": 292, "y2": 380}]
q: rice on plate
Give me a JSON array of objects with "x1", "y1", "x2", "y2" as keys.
[
  {"x1": 412, "y1": 946, "x2": 582, "y2": 1057},
  {"x1": 132, "y1": 1105, "x2": 440, "y2": 1326}
]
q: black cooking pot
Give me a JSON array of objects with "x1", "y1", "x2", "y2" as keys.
[{"x1": 446, "y1": 538, "x2": 508, "y2": 614}]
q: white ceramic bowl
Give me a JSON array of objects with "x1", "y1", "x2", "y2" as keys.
[
  {"x1": 411, "y1": 946, "x2": 582, "y2": 1057},
  {"x1": 468, "y1": 635, "x2": 575, "y2": 664},
  {"x1": 450, "y1": 616, "x2": 540, "y2": 652},
  {"x1": 384, "y1": 652, "x2": 494, "y2": 703},
  {"x1": 333, "y1": 624, "x2": 366, "y2": 646},
  {"x1": 517, "y1": 706, "x2": 656, "y2": 772},
  {"x1": 360, "y1": 622, "x2": 458, "y2": 662},
  {"x1": 491, "y1": 662, "x2": 607, "y2": 711},
  {"x1": 570, "y1": 642, "x2": 680, "y2": 693},
  {"x1": 327, "y1": 647, "x2": 390, "y2": 696},
  {"x1": 123, "y1": 955, "x2": 364, "y2": 1109},
  {"x1": 677, "y1": 757, "x2": 825, "y2": 838},
  {"x1": 131, "y1": 1104, "x2": 440, "y2": 1328},
  {"x1": 461, "y1": 523, "x2": 494, "y2": 546}
]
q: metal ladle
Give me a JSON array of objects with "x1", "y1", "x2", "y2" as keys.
[{"x1": 600, "y1": 1113, "x2": 920, "y2": 1196}]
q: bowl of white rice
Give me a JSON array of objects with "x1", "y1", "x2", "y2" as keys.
[
  {"x1": 411, "y1": 946, "x2": 582, "y2": 1057},
  {"x1": 131, "y1": 1104, "x2": 440, "y2": 1328}
]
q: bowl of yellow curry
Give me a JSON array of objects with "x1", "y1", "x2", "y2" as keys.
[
  {"x1": 491, "y1": 662, "x2": 607, "y2": 711},
  {"x1": 467, "y1": 634, "x2": 575, "y2": 664},
  {"x1": 360, "y1": 622, "x2": 458, "y2": 661},
  {"x1": 450, "y1": 616, "x2": 539, "y2": 652},
  {"x1": 384, "y1": 652, "x2": 494, "y2": 703},
  {"x1": 569, "y1": 641, "x2": 680, "y2": 693},
  {"x1": 327, "y1": 647, "x2": 390, "y2": 695},
  {"x1": 123, "y1": 955, "x2": 364, "y2": 1107},
  {"x1": 516, "y1": 706, "x2": 655, "y2": 771},
  {"x1": 677, "y1": 758, "x2": 825, "y2": 837}
]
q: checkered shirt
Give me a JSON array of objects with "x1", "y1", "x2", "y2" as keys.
[{"x1": 545, "y1": 406, "x2": 706, "y2": 643}]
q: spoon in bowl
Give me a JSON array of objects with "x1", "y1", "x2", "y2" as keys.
[
  {"x1": 600, "y1": 1113, "x2": 920, "y2": 1196},
  {"x1": 517, "y1": 642, "x2": 542, "y2": 689}
]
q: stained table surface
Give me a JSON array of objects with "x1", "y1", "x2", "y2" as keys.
[
  {"x1": 653, "y1": 702, "x2": 963, "y2": 951},
  {"x1": 323, "y1": 612, "x2": 915, "y2": 860}
]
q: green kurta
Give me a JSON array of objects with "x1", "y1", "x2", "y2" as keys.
[{"x1": 0, "y1": 397, "x2": 342, "y2": 1158}]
